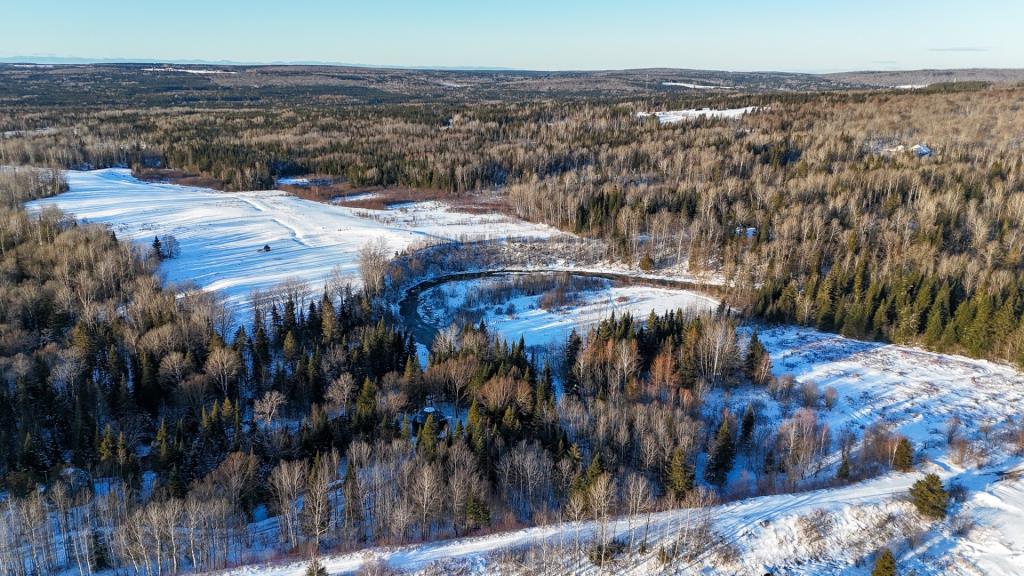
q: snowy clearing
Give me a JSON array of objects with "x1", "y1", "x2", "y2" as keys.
[
  {"x1": 638, "y1": 106, "x2": 758, "y2": 124},
  {"x1": 26, "y1": 168, "x2": 562, "y2": 318},
  {"x1": 417, "y1": 274, "x2": 720, "y2": 350},
  {"x1": 661, "y1": 81, "x2": 730, "y2": 89},
  {"x1": 141, "y1": 67, "x2": 237, "y2": 75}
]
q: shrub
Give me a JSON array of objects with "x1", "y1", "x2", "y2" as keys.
[
  {"x1": 638, "y1": 253, "x2": 655, "y2": 271},
  {"x1": 909, "y1": 473, "x2": 949, "y2": 519},
  {"x1": 870, "y1": 548, "x2": 896, "y2": 576},
  {"x1": 305, "y1": 559, "x2": 328, "y2": 576},
  {"x1": 588, "y1": 538, "x2": 627, "y2": 566}
]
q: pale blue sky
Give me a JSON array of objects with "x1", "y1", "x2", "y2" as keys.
[{"x1": 1, "y1": 0, "x2": 1021, "y2": 72}]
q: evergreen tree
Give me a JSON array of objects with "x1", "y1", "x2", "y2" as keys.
[
  {"x1": 923, "y1": 284, "x2": 950, "y2": 346},
  {"x1": 870, "y1": 548, "x2": 897, "y2": 576},
  {"x1": 893, "y1": 437, "x2": 914, "y2": 472},
  {"x1": 664, "y1": 447, "x2": 694, "y2": 500},
  {"x1": 706, "y1": 418, "x2": 735, "y2": 487},
  {"x1": 837, "y1": 451, "x2": 851, "y2": 481},
  {"x1": 150, "y1": 236, "x2": 163, "y2": 260},
  {"x1": 354, "y1": 378, "x2": 377, "y2": 432},
  {"x1": 909, "y1": 473, "x2": 948, "y2": 519},
  {"x1": 745, "y1": 331, "x2": 768, "y2": 383},
  {"x1": 418, "y1": 413, "x2": 438, "y2": 460},
  {"x1": 740, "y1": 404, "x2": 756, "y2": 447}
]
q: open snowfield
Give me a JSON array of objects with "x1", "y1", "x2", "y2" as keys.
[
  {"x1": 220, "y1": 325, "x2": 1024, "y2": 575},
  {"x1": 661, "y1": 81, "x2": 730, "y2": 89},
  {"x1": 26, "y1": 168, "x2": 561, "y2": 318},
  {"x1": 417, "y1": 275, "x2": 720, "y2": 350},
  {"x1": 637, "y1": 106, "x2": 758, "y2": 124}
]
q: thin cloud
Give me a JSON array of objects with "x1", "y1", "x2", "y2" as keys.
[{"x1": 928, "y1": 47, "x2": 989, "y2": 52}]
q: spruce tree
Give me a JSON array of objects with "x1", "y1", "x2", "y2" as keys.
[
  {"x1": 150, "y1": 236, "x2": 163, "y2": 260},
  {"x1": 418, "y1": 413, "x2": 438, "y2": 460},
  {"x1": 740, "y1": 404, "x2": 756, "y2": 447},
  {"x1": 909, "y1": 473, "x2": 948, "y2": 519},
  {"x1": 837, "y1": 451, "x2": 851, "y2": 481},
  {"x1": 706, "y1": 418, "x2": 735, "y2": 487},
  {"x1": 745, "y1": 331, "x2": 767, "y2": 382},
  {"x1": 354, "y1": 378, "x2": 377, "y2": 432},
  {"x1": 870, "y1": 548, "x2": 897, "y2": 576},
  {"x1": 664, "y1": 447, "x2": 694, "y2": 500},
  {"x1": 892, "y1": 437, "x2": 914, "y2": 472}
]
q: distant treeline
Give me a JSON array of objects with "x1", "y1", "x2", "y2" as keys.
[{"x1": 3, "y1": 82, "x2": 1024, "y2": 365}]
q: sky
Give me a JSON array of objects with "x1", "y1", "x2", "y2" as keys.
[{"x1": 1, "y1": 0, "x2": 1022, "y2": 72}]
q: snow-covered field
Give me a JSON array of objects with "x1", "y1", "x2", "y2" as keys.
[
  {"x1": 26, "y1": 168, "x2": 561, "y2": 317},
  {"x1": 418, "y1": 275, "x2": 719, "y2": 349},
  {"x1": 141, "y1": 67, "x2": 237, "y2": 75},
  {"x1": 661, "y1": 81, "x2": 730, "y2": 89},
  {"x1": 221, "y1": 326, "x2": 1024, "y2": 575},
  {"x1": 638, "y1": 106, "x2": 758, "y2": 124}
]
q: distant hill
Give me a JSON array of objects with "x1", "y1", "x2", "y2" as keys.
[
  {"x1": 0, "y1": 63, "x2": 867, "y2": 107},
  {"x1": 826, "y1": 68, "x2": 1024, "y2": 88}
]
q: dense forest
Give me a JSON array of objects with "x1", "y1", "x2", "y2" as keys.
[
  {"x1": 0, "y1": 165, "x2": 920, "y2": 574},
  {"x1": 1, "y1": 70, "x2": 1023, "y2": 573},
  {"x1": 3, "y1": 81, "x2": 1024, "y2": 367}
]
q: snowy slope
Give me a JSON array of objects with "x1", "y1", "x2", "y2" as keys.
[
  {"x1": 220, "y1": 464, "x2": 1024, "y2": 576},
  {"x1": 221, "y1": 326, "x2": 1024, "y2": 575},
  {"x1": 26, "y1": 168, "x2": 561, "y2": 318}
]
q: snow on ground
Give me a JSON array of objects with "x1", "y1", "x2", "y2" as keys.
[
  {"x1": 220, "y1": 463, "x2": 1024, "y2": 576},
  {"x1": 417, "y1": 274, "x2": 720, "y2": 349},
  {"x1": 26, "y1": 168, "x2": 561, "y2": 318},
  {"x1": 638, "y1": 106, "x2": 758, "y2": 124},
  {"x1": 141, "y1": 67, "x2": 237, "y2": 75},
  {"x1": 221, "y1": 325, "x2": 1024, "y2": 575},
  {"x1": 756, "y1": 326, "x2": 1024, "y2": 453},
  {"x1": 661, "y1": 82, "x2": 730, "y2": 89}
]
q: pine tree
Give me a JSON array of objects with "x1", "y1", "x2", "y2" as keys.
[
  {"x1": 150, "y1": 236, "x2": 163, "y2": 260},
  {"x1": 564, "y1": 329, "x2": 582, "y2": 395},
  {"x1": 870, "y1": 548, "x2": 897, "y2": 576},
  {"x1": 155, "y1": 419, "x2": 170, "y2": 472},
  {"x1": 283, "y1": 331, "x2": 299, "y2": 363},
  {"x1": 745, "y1": 332, "x2": 767, "y2": 379},
  {"x1": 923, "y1": 285, "x2": 950, "y2": 347},
  {"x1": 893, "y1": 437, "x2": 914, "y2": 472},
  {"x1": 664, "y1": 447, "x2": 694, "y2": 500},
  {"x1": 354, "y1": 378, "x2": 377, "y2": 432},
  {"x1": 706, "y1": 418, "x2": 735, "y2": 487},
  {"x1": 740, "y1": 404, "x2": 756, "y2": 447},
  {"x1": 837, "y1": 451, "x2": 851, "y2": 480},
  {"x1": 465, "y1": 493, "x2": 490, "y2": 529},
  {"x1": 418, "y1": 413, "x2": 438, "y2": 460},
  {"x1": 909, "y1": 473, "x2": 948, "y2": 519},
  {"x1": 321, "y1": 292, "x2": 336, "y2": 343}
]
